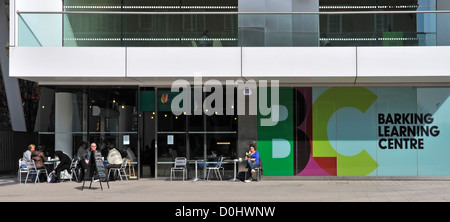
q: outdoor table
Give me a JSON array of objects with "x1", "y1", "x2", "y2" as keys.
[
  {"x1": 228, "y1": 159, "x2": 240, "y2": 182},
  {"x1": 190, "y1": 158, "x2": 234, "y2": 182},
  {"x1": 189, "y1": 160, "x2": 204, "y2": 182},
  {"x1": 44, "y1": 159, "x2": 59, "y2": 171},
  {"x1": 158, "y1": 158, "x2": 234, "y2": 181}
]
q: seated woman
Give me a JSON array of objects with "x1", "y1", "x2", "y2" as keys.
[
  {"x1": 31, "y1": 145, "x2": 48, "y2": 182},
  {"x1": 244, "y1": 143, "x2": 260, "y2": 183}
]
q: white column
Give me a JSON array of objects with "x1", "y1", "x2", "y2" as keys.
[{"x1": 55, "y1": 92, "x2": 73, "y2": 158}]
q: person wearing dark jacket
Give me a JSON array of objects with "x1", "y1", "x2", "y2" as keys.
[
  {"x1": 79, "y1": 143, "x2": 100, "y2": 181},
  {"x1": 52, "y1": 151, "x2": 71, "y2": 182}
]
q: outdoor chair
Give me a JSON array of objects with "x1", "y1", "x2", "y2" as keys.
[
  {"x1": 18, "y1": 158, "x2": 29, "y2": 183},
  {"x1": 24, "y1": 160, "x2": 41, "y2": 184},
  {"x1": 170, "y1": 157, "x2": 187, "y2": 181},
  {"x1": 206, "y1": 156, "x2": 224, "y2": 181},
  {"x1": 37, "y1": 164, "x2": 49, "y2": 182},
  {"x1": 245, "y1": 158, "x2": 263, "y2": 182},
  {"x1": 108, "y1": 159, "x2": 129, "y2": 181},
  {"x1": 69, "y1": 158, "x2": 79, "y2": 182}
]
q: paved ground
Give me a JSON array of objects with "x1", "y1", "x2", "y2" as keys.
[{"x1": 2, "y1": 175, "x2": 450, "y2": 202}]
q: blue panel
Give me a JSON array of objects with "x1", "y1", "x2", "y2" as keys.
[
  {"x1": 417, "y1": 88, "x2": 450, "y2": 176},
  {"x1": 375, "y1": 87, "x2": 418, "y2": 176}
]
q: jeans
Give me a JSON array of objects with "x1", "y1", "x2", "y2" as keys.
[{"x1": 246, "y1": 160, "x2": 259, "y2": 180}]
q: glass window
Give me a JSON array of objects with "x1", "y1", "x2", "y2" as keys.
[{"x1": 36, "y1": 86, "x2": 138, "y2": 179}]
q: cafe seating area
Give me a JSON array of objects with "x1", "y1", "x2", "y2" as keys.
[
  {"x1": 17, "y1": 155, "x2": 261, "y2": 183},
  {"x1": 164, "y1": 156, "x2": 260, "y2": 183},
  {"x1": 17, "y1": 156, "x2": 138, "y2": 184}
]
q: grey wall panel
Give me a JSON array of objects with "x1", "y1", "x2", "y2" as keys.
[
  {"x1": 238, "y1": 0, "x2": 319, "y2": 46},
  {"x1": 239, "y1": 27, "x2": 265, "y2": 46}
]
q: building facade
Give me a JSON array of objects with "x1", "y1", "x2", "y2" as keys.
[{"x1": 8, "y1": 0, "x2": 450, "y2": 178}]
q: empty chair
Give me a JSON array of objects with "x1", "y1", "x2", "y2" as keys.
[
  {"x1": 69, "y1": 158, "x2": 79, "y2": 182},
  {"x1": 170, "y1": 157, "x2": 187, "y2": 181},
  {"x1": 206, "y1": 157, "x2": 224, "y2": 181},
  {"x1": 108, "y1": 159, "x2": 129, "y2": 181}
]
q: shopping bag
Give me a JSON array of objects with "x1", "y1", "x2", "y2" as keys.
[{"x1": 47, "y1": 172, "x2": 56, "y2": 183}]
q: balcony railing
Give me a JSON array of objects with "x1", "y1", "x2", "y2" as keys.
[{"x1": 15, "y1": 10, "x2": 450, "y2": 47}]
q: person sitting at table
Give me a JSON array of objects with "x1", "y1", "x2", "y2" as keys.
[
  {"x1": 76, "y1": 142, "x2": 88, "y2": 160},
  {"x1": 244, "y1": 143, "x2": 260, "y2": 183},
  {"x1": 104, "y1": 143, "x2": 123, "y2": 181},
  {"x1": 22, "y1": 144, "x2": 35, "y2": 163},
  {"x1": 31, "y1": 145, "x2": 48, "y2": 182},
  {"x1": 52, "y1": 151, "x2": 71, "y2": 183}
]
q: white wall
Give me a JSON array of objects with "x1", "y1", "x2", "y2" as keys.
[
  {"x1": 10, "y1": 47, "x2": 126, "y2": 77},
  {"x1": 356, "y1": 46, "x2": 450, "y2": 84},
  {"x1": 241, "y1": 47, "x2": 356, "y2": 84},
  {"x1": 10, "y1": 46, "x2": 450, "y2": 86}
]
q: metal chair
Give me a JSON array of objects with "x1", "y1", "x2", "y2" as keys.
[
  {"x1": 108, "y1": 159, "x2": 129, "y2": 181},
  {"x1": 246, "y1": 167, "x2": 262, "y2": 182},
  {"x1": 69, "y1": 158, "x2": 79, "y2": 182},
  {"x1": 206, "y1": 156, "x2": 224, "y2": 181},
  {"x1": 245, "y1": 158, "x2": 263, "y2": 182},
  {"x1": 18, "y1": 158, "x2": 29, "y2": 183},
  {"x1": 24, "y1": 160, "x2": 41, "y2": 184},
  {"x1": 37, "y1": 165, "x2": 49, "y2": 182},
  {"x1": 170, "y1": 157, "x2": 187, "y2": 181}
]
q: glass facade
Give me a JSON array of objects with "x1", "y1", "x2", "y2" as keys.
[
  {"x1": 16, "y1": 0, "x2": 449, "y2": 47},
  {"x1": 62, "y1": 0, "x2": 238, "y2": 47},
  {"x1": 319, "y1": 0, "x2": 437, "y2": 46},
  {"x1": 139, "y1": 88, "x2": 238, "y2": 178},
  {"x1": 36, "y1": 86, "x2": 138, "y2": 177},
  {"x1": 31, "y1": 87, "x2": 239, "y2": 179},
  {"x1": 33, "y1": 85, "x2": 450, "y2": 178},
  {"x1": 11, "y1": 0, "x2": 450, "y2": 179}
]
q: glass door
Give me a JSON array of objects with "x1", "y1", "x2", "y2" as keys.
[
  {"x1": 139, "y1": 88, "x2": 156, "y2": 178},
  {"x1": 156, "y1": 89, "x2": 187, "y2": 178}
]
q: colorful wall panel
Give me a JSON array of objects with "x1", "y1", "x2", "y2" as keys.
[
  {"x1": 257, "y1": 87, "x2": 450, "y2": 176},
  {"x1": 257, "y1": 87, "x2": 294, "y2": 176}
]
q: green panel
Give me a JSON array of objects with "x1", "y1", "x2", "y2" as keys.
[
  {"x1": 257, "y1": 87, "x2": 294, "y2": 176},
  {"x1": 157, "y1": 90, "x2": 184, "y2": 112},
  {"x1": 140, "y1": 91, "x2": 155, "y2": 112}
]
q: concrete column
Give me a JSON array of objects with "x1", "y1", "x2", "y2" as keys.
[{"x1": 55, "y1": 92, "x2": 73, "y2": 158}]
